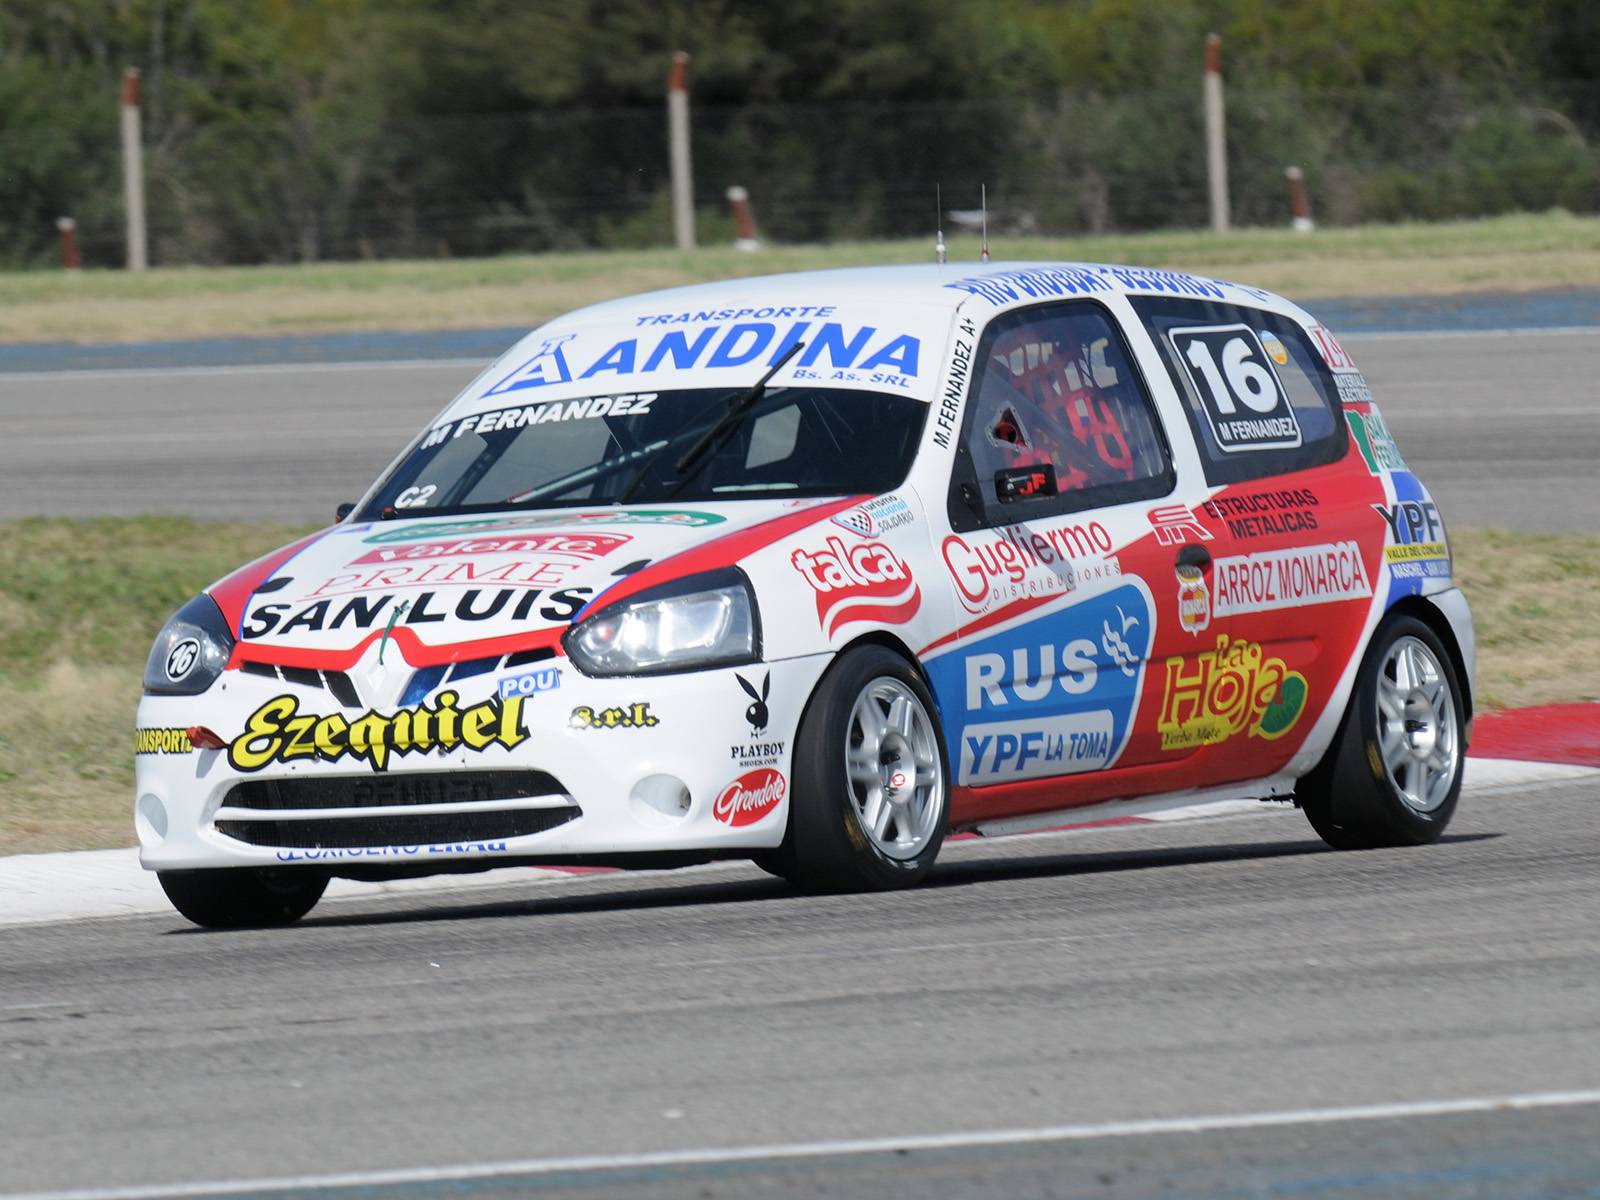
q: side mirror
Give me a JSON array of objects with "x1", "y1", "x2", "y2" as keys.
[
  {"x1": 994, "y1": 464, "x2": 1057, "y2": 503},
  {"x1": 335, "y1": 502, "x2": 355, "y2": 522}
]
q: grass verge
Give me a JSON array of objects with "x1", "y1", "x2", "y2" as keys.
[
  {"x1": 2, "y1": 212, "x2": 1599, "y2": 345},
  {"x1": 0, "y1": 520, "x2": 1591, "y2": 856}
]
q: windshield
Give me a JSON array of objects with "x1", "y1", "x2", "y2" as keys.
[{"x1": 357, "y1": 386, "x2": 927, "y2": 519}]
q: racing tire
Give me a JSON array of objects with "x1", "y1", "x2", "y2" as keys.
[
  {"x1": 780, "y1": 645, "x2": 950, "y2": 893},
  {"x1": 1296, "y1": 614, "x2": 1465, "y2": 850},
  {"x1": 158, "y1": 867, "x2": 329, "y2": 929}
]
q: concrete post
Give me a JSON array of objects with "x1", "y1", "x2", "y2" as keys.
[
  {"x1": 667, "y1": 52, "x2": 695, "y2": 251},
  {"x1": 121, "y1": 67, "x2": 148, "y2": 270},
  {"x1": 56, "y1": 217, "x2": 81, "y2": 270},
  {"x1": 1286, "y1": 166, "x2": 1315, "y2": 232},
  {"x1": 726, "y1": 186, "x2": 759, "y2": 250},
  {"x1": 1204, "y1": 34, "x2": 1229, "y2": 234}
]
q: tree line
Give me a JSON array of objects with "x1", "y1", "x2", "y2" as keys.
[{"x1": 1, "y1": 0, "x2": 1595, "y2": 266}]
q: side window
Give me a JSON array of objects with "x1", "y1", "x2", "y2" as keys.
[
  {"x1": 948, "y1": 301, "x2": 1175, "y2": 532},
  {"x1": 1129, "y1": 296, "x2": 1345, "y2": 485}
]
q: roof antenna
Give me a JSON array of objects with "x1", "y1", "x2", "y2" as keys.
[
  {"x1": 980, "y1": 184, "x2": 990, "y2": 263},
  {"x1": 935, "y1": 184, "x2": 946, "y2": 265}
]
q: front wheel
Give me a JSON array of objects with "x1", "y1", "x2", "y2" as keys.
[
  {"x1": 158, "y1": 867, "x2": 328, "y2": 929},
  {"x1": 1297, "y1": 614, "x2": 1465, "y2": 849},
  {"x1": 777, "y1": 645, "x2": 950, "y2": 892}
]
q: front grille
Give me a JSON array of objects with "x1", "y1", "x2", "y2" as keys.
[
  {"x1": 403, "y1": 647, "x2": 558, "y2": 706},
  {"x1": 240, "y1": 661, "x2": 362, "y2": 707},
  {"x1": 224, "y1": 770, "x2": 565, "y2": 811},
  {"x1": 216, "y1": 806, "x2": 578, "y2": 849}
]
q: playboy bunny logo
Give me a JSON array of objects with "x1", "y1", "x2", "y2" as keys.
[{"x1": 737, "y1": 672, "x2": 770, "y2": 734}]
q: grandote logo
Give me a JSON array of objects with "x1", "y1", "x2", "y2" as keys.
[{"x1": 713, "y1": 768, "x2": 787, "y2": 826}]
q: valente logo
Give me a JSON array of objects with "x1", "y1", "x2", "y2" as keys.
[
  {"x1": 790, "y1": 536, "x2": 921, "y2": 638},
  {"x1": 713, "y1": 768, "x2": 787, "y2": 826}
]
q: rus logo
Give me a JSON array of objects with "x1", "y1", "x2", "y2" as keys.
[
  {"x1": 790, "y1": 536, "x2": 921, "y2": 639},
  {"x1": 713, "y1": 767, "x2": 787, "y2": 826}
]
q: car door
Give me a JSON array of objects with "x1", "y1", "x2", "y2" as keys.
[
  {"x1": 919, "y1": 298, "x2": 1234, "y2": 824},
  {"x1": 1126, "y1": 296, "x2": 1385, "y2": 786}
]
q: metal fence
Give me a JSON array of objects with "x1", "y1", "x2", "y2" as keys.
[{"x1": 10, "y1": 83, "x2": 1599, "y2": 268}]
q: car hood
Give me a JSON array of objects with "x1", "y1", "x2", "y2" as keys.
[{"x1": 214, "y1": 501, "x2": 841, "y2": 668}]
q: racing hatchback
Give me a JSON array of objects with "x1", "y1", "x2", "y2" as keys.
[{"x1": 138, "y1": 263, "x2": 1473, "y2": 927}]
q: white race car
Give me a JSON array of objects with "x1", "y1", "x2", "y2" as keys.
[{"x1": 138, "y1": 263, "x2": 1474, "y2": 927}]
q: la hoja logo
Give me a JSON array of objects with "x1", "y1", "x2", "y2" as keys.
[{"x1": 1157, "y1": 635, "x2": 1307, "y2": 752}]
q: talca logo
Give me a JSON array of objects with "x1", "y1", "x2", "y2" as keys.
[
  {"x1": 714, "y1": 768, "x2": 786, "y2": 826},
  {"x1": 1157, "y1": 635, "x2": 1307, "y2": 752},
  {"x1": 791, "y1": 536, "x2": 920, "y2": 638},
  {"x1": 229, "y1": 690, "x2": 526, "y2": 773},
  {"x1": 924, "y1": 581, "x2": 1154, "y2": 785}
]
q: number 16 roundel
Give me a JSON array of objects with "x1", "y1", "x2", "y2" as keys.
[{"x1": 1170, "y1": 323, "x2": 1302, "y2": 454}]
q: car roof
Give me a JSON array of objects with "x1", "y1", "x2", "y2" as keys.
[
  {"x1": 431, "y1": 261, "x2": 1310, "y2": 422},
  {"x1": 557, "y1": 261, "x2": 1302, "y2": 326}
]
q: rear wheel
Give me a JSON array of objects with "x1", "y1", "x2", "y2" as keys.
[
  {"x1": 778, "y1": 645, "x2": 949, "y2": 892},
  {"x1": 158, "y1": 867, "x2": 328, "y2": 929},
  {"x1": 1297, "y1": 614, "x2": 1464, "y2": 849}
]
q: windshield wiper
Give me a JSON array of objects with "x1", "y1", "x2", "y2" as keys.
[{"x1": 616, "y1": 340, "x2": 805, "y2": 505}]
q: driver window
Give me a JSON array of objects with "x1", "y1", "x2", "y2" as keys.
[{"x1": 951, "y1": 302, "x2": 1173, "y2": 530}]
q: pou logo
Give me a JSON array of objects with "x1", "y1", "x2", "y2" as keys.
[{"x1": 229, "y1": 690, "x2": 526, "y2": 773}]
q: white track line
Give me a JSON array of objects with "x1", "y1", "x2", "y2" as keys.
[{"x1": 7, "y1": 1088, "x2": 1600, "y2": 1200}]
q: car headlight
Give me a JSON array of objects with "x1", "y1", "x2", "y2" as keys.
[
  {"x1": 143, "y1": 594, "x2": 234, "y2": 695},
  {"x1": 564, "y1": 569, "x2": 760, "y2": 676}
]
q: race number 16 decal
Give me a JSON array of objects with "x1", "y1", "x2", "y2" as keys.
[{"x1": 1170, "y1": 324, "x2": 1302, "y2": 454}]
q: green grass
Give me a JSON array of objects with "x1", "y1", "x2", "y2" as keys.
[
  {"x1": 0, "y1": 518, "x2": 1593, "y2": 856},
  {"x1": 0, "y1": 518, "x2": 314, "y2": 855},
  {"x1": 3, "y1": 212, "x2": 1600, "y2": 344}
]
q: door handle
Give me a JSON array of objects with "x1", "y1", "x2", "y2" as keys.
[{"x1": 1176, "y1": 543, "x2": 1212, "y2": 571}]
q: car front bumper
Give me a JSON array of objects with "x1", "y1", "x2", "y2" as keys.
[{"x1": 135, "y1": 653, "x2": 830, "y2": 873}]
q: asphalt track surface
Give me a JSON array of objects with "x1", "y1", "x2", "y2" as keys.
[
  {"x1": 1, "y1": 328, "x2": 1597, "y2": 530},
  {"x1": 3, "y1": 776, "x2": 1599, "y2": 1198}
]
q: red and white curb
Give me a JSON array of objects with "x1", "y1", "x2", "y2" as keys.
[{"x1": 3, "y1": 748, "x2": 1593, "y2": 929}]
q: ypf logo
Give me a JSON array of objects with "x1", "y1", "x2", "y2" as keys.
[
  {"x1": 790, "y1": 536, "x2": 921, "y2": 638},
  {"x1": 713, "y1": 768, "x2": 786, "y2": 826}
]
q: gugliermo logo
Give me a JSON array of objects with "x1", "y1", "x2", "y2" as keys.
[{"x1": 229, "y1": 690, "x2": 527, "y2": 773}]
